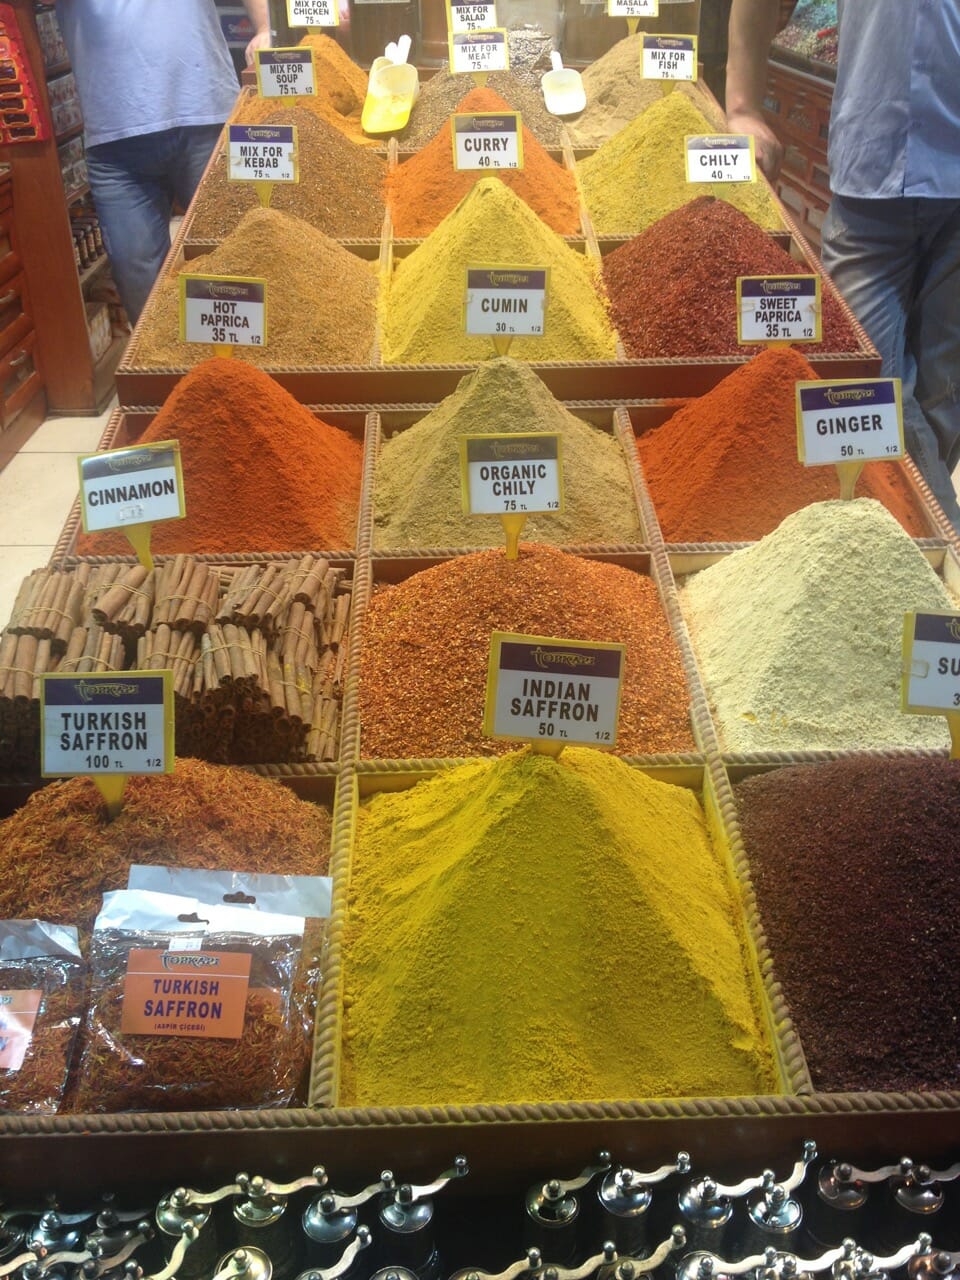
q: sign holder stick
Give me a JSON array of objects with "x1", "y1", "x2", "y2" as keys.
[
  {"x1": 254, "y1": 180, "x2": 274, "y2": 208},
  {"x1": 501, "y1": 512, "x2": 527, "y2": 560},
  {"x1": 491, "y1": 334, "x2": 513, "y2": 356},
  {"x1": 472, "y1": 71, "x2": 489, "y2": 87},
  {"x1": 627, "y1": 16, "x2": 639, "y2": 33},
  {"x1": 93, "y1": 774, "x2": 129, "y2": 821},
  {"x1": 835, "y1": 459, "x2": 865, "y2": 500},
  {"x1": 123, "y1": 521, "x2": 155, "y2": 571},
  {"x1": 529, "y1": 738, "x2": 564, "y2": 757}
]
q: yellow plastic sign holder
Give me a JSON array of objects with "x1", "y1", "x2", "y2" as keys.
[{"x1": 78, "y1": 439, "x2": 186, "y2": 572}]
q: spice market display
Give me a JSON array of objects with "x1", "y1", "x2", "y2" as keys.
[{"x1": 2, "y1": 9, "x2": 960, "y2": 1206}]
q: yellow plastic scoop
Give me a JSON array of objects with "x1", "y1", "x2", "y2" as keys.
[
  {"x1": 541, "y1": 51, "x2": 586, "y2": 117},
  {"x1": 362, "y1": 36, "x2": 419, "y2": 134}
]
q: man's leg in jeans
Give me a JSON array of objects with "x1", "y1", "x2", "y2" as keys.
[
  {"x1": 911, "y1": 201, "x2": 960, "y2": 478},
  {"x1": 86, "y1": 130, "x2": 177, "y2": 325},
  {"x1": 821, "y1": 194, "x2": 960, "y2": 529},
  {"x1": 171, "y1": 124, "x2": 228, "y2": 221}
]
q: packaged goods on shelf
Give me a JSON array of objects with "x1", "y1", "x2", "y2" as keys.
[
  {"x1": 680, "y1": 499, "x2": 954, "y2": 753},
  {"x1": 380, "y1": 178, "x2": 615, "y2": 364},
  {"x1": 84, "y1": 302, "x2": 110, "y2": 361},
  {"x1": 578, "y1": 93, "x2": 784, "y2": 237},
  {"x1": 359, "y1": 545, "x2": 694, "y2": 758},
  {"x1": 399, "y1": 70, "x2": 563, "y2": 149},
  {"x1": 373, "y1": 357, "x2": 642, "y2": 547},
  {"x1": 341, "y1": 749, "x2": 777, "y2": 1106},
  {"x1": 636, "y1": 347, "x2": 929, "y2": 542},
  {"x1": 35, "y1": 7, "x2": 68, "y2": 68},
  {"x1": 772, "y1": 0, "x2": 838, "y2": 66},
  {"x1": 737, "y1": 757, "x2": 960, "y2": 1091}
]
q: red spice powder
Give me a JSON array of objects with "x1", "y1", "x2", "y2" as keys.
[
  {"x1": 387, "y1": 87, "x2": 581, "y2": 237},
  {"x1": 77, "y1": 359, "x2": 363, "y2": 556},
  {"x1": 637, "y1": 347, "x2": 929, "y2": 541},
  {"x1": 603, "y1": 196, "x2": 861, "y2": 358}
]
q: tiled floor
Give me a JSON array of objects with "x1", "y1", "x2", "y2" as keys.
[{"x1": 0, "y1": 404, "x2": 114, "y2": 622}]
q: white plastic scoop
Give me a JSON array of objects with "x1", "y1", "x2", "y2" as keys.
[
  {"x1": 541, "y1": 51, "x2": 586, "y2": 117},
  {"x1": 361, "y1": 34, "x2": 419, "y2": 134}
]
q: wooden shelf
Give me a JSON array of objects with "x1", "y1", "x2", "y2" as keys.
[
  {"x1": 64, "y1": 181, "x2": 90, "y2": 205},
  {"x1": 54, "y1": 121, "x2": 83, "y2": 146},
  {"x1": 44, "y1": 58, "x2": 71, "y2": 79},
  {"x1": 92, "y1": 332, "x2": 128, "y2": 410},
  {"x1": 78, "y1": 251, "x2": 109, "y2": 290}
]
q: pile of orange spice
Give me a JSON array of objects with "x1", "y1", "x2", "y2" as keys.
[{"x1": 387, "y1": 88, "x2": 581, "y2": 237}]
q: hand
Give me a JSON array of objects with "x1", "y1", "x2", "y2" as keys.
[
  {"x1": 245, "y1": 30, "x2": 271, "y2": 67},
  {"x1": 726, "y1": 109, "x2": 784, "y2": 181}
]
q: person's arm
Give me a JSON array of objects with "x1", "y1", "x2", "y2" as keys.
[
  {"x1": 243, "y1": 0, "x2": 271, "y2": 65},
  {"x1": 725, "y1": 0, "x2": 784, "y2": 179}
]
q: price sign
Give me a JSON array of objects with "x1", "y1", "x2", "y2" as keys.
[
  {"x1": 642, "y1": 34, "x2": 697, "y2": 80},
  {"x1": 286, "y1": 0, "x2": 339, "y2": 26},
  {"x1": 465, "y1": 266, "x2": 547, "y2": 337},
  {"x1": 179, "y1": 275, "x2": 267, "y2": 348},
  {"x1": 608, "y1": 0, "x2": 658, "y2": 16},
  {"x1": 40, "y1": 672, "x2": 174, "y2": 779},
  {"x1": 255, "y1": 48, "x2": 317, "y2": 97},
  {"x1": 0, "y1": 991, "x2": 42, "y2": 1071},
  {"x1": 447, "y1": 0, "x2": 498, "y2": 31},
  {"x1": 483, "y1": 632, "x2": 625, "y2": 748},
  {"x1": 737, "y1": 275, "x2": 821, "y2": 344},
  {"x1": 453, "y1": 111, "x2": 522, "y2": 169},
  {"x1": 796, "y1": 378, "x2": 904, "y2": 466},
  {"x1": 686, "y1": 134, "x2": 755, "y2": 183},
  {"x1": 903, "y1": 612, "x2": 960, "y2": 716},
  {"x1": 227, "y1": 125, "x2": 298, "y2": 183},
  {"x1": 79, "y1": 441, "x2": 184, "y2": 534},
  {"x1": 449, "y1": 29, "x2": 509, "y2": 74},
  {"x1": 460, "y1": 433, "x2": 562, "y2": 515}
]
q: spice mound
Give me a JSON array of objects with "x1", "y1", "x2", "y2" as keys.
[
  {"x1": 736, "y1": 757, "x2": 960, "y2": 1092},
  {"x1": 604, "y1": 198, "x2": 859, "y2": 358},
  {"x1": 0, "y1": 758, "x2": 332, "y2": 934},
  {"x1": 387, "y1": 87, "x2": 579, "y2": 237},
  {"x1": 233, "y1": 34, "x2": 378, "y2": 147},
  {"x1": 380, "y1": 178, "x2": 615, "y2": 365},
  {"x1": 567, "y1": 37, "x2": 706, "y2": 147},
  {"x1": 400, "y1": 70, "x2": 562, "y2": 148},
  {"x1": 341, "y1": 748, "x2": 777, "y2": 1107},
  {"x1": 577, "y1": 93, "x2": 783, "y2": 236},
  {"x1": 190, "y1": 107, "x2": 386, "y2": 242},
  {"x1": 359, "y1": 544, "x2": 694, "y2": 757},
  {"x1": 373, "y1": 357, "x2": 641, "y2": 547},
  {"x1": 681, "y1": 499, "x2": 953, "y2": 752},
  {"x1": 133, "y1": 207, "x2": 377, "y2": 368},
  {"x1": 77, "y1": 359, "x2": 362, "y2": 555},
  {"x1": 637, "y1": 347, "x2": 928, "y2": 541}
]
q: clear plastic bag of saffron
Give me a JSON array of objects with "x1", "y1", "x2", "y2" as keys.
[
  {"x1": 127, "y1": 865, "x2": 331, "y2": 1101},
  {"x1": 73, "y1": 890, "x2": 305, "y2": 1114},
  {"x1": 0, "y1": 920, "x2": 85, "y2": 1114}
]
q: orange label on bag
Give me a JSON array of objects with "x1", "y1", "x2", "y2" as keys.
[
  {"x1": 0, "y1": 989, "x2": 42, "y2": 1070},
  {"x1": 121, "y1": 949, "x2": 252, "y2": 1039}
]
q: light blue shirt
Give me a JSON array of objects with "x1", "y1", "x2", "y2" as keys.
[
  {"x1": 829, "y1": 0, "x2": 960, "y2": 198},
  {"x1": 55, "y1": 0, "x2": 241, "y2": 149}
]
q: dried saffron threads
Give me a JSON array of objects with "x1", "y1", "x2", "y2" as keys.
[
  {"x1": 735, "y1": 758, "x2": 960, "y2": 1092},
  {"x1": 680, "y1": 500, "x2": 953, "y2": 752},
  {"x1": 133, "y1": 207, "x2": 377, "y2": 369},
  {"x1": 359, "y1": 544, "x2": 695, "y2": 758},
  {"x1": 637, "y1": 347, "x2": 929, "y2": 541},
  {"x1": 373, "y1": 357, "x2": 642, "y2": 547},
  {"x1": 604, "y1": 198, "x2": 860, "y2": 358},
  {"x1": 0, "y1": 921, "x2": 85, "y2": 1114},
  {"x1": 77, "y1": 359, "x2": 363, "y2": 556},
  {"x1": 0, "y1": 758, "x2": 332, "y2": 935},
  {"x1": 577, "y1": 92, "x2": 783, "y2": 237},
  {"x1": 387, "y1": 88, "x2": 580, "y2": 238},
  {"x1": 189, "y1": 108, "x2": 386, "y2": 242},
  {"x1": 72, "y1": 891, "x2": 305, "y2": 1113},
  {"x1": 380, "y1": 178, "x2": 616, "y2": 365},
  {"x1": 341, "y1": 748, "x2": 777, "y2": 1107}
]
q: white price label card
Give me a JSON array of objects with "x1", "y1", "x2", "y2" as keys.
[
  {"x1": 227, "y1": 124, "x2": 298, "y2": 183},
  {"x1": 737, "y1": 275, "x2": 821, "y2": 344},
  {"x1": 40, "y1": 672, "x2": 174, "y2": 778},
  {"x1": 686, "y1": 134, "x2": 755, "y2": 183},
  {"x1": 446, "y1": 0, "x2": 498, "y2": 31},
  {"x1": 452, "y1": 111, "x2": 522, "y2": 169},
  {"x1": 642, "y1": 34, "x2": 697, "y2": 79},
  {"x1": 449, "y1": 29, "x2": 509, "y2": 73},
  {"x1": 903, "y1": 612, "x2": 960, "y2": 715},
  {"x1": 460, "y1": 433, "x2": 563, "y2": 515},
  {"x1": 796, "y1": 378, "x2": 904, "y2": 466},
  {"x1": 483, "y1": 633, "x2": 625, "y2": 747},
  {"x1": 465, "y1": 266, "x2": 547, "y2": 337},
  {"x1": 79, "y1": 441, "x2": 185, "y2": 534},
  {"x1": 607, "y1": 0, "x2": 658, "y2": 16},
  {"x1": 286, "y1": 0, "x2": 339, "y2": 26},
  {"x1": 255, "y1": 48, "x2": 317, "y2": 97},
  {"x1": 179, "y1": 275, "x2": 267, "y2": 349}
]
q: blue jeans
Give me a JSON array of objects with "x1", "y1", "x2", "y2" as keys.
[
  {"x1": 821, "y1": 194, "x2": 960, "y2": 530},
  {"x1": 86, "y1": 123, "x2": 225, "y2": 325}
]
